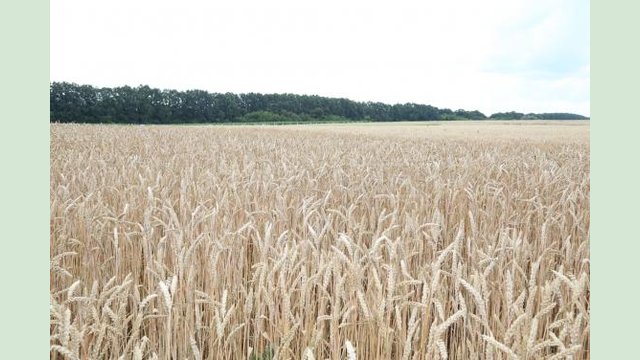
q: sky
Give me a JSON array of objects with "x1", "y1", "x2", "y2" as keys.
[{"x1": 50, "y1": 0, "x2": 590, "y2": 116}]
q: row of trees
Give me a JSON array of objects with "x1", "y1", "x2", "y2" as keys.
[
  {"x1": 488, "y1": 111, "x2": 589, "y2": 120},
  {"x1": 50, "y1": 82, "x2": 588, "y2": 123}
]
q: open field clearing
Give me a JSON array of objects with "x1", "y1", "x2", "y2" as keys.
[
  {"x1": 281, "y1": 120, "x2": 590, "y2": 143},
  {"x1": 50, "y1": 122, "x2": 589, "y2": 359}
]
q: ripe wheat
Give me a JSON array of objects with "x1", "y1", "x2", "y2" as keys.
[{"x1": 50, "y1": 122, "x2": 589, "y2": 359}]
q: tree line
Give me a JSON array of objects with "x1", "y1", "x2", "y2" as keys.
[{"x1": 50, "y1": 82, "x2": 589, "y2": 124}]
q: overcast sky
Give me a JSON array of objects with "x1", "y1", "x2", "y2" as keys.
[{"x1": 51, "y1": 0, "x2": 589, "y2": 116}]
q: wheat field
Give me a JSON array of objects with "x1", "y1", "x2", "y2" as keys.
[{"x1": 50, "y1": 122, "x2": 589, "y2": 359}]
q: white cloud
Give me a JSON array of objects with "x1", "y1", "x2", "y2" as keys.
[{"x1": 51, "y1": 0, "x2": 590, "y2": 116}]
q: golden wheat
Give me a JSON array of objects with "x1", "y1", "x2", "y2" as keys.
[{"x1": 50, "y1": 122, "x2": 589, "y2": 359}]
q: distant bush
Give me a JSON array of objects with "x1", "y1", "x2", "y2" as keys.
[
  {"x1": 521, "y1": 114, "x2": 541, "y2": 120},
  {"x1": 237, "y1": 111, "x2": 295, "y2": 123},
  {"x1": 489, "y1": 112, "x2": 525, "y2": 120},
  {"x1": 490, "y1": 111, "x2": 588, "y2": 120}
]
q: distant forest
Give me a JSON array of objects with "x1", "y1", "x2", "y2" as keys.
[{"x1": 50, "y1": 82, "x2": 589, "y2": 124}]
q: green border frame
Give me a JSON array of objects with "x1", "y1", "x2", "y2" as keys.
[
  {"x1": 0, "y1": 0, "x2": 636, "y2": 357},
  {"x1": 591, "y1": 0, "x2": 639, "y2": 358},
  {"x1": 0, "y1": 0, "x2": 49, "y2": 357}
]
